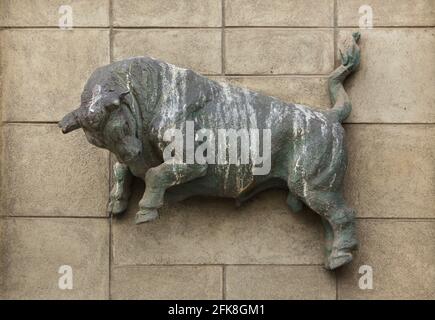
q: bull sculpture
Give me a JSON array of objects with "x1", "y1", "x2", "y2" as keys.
[{"x1": 59, "y1": 32, "x2": 361, "y2": 270}]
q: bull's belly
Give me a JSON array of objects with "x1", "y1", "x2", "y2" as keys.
[
  {"x1": 165, "y1": 163, "x2": 276, "y2": 201},
  {"x1": 207, "y1": 164, "x2": 258, "y2": 197}
]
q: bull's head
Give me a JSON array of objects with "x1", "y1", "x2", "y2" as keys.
[{"x1": 59, "y1": 84, "x2": 129, "y2": 135}]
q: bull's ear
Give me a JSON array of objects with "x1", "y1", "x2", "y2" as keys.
[
  {"x1": 119, "y1": 90, "x2": 130, "y2": 101},
  {"x1": 105, "y1": 90, "x2": 130, "y2": 111}
]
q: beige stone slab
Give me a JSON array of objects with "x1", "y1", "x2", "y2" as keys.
[
  {"x1": 224, "y1": 76, "x2": 330, "y2": 109},
  {"x1": 337, "y1": 0, "x2": 435, "y2": 27},
  {"x1": 1, "y1": 124, "x2": 109, "y2": 217},
  {"x1": 113, "y1": 181, "x2": 324, "y2": 265},
  {"x1": 225, "y1": 29, "x2": 334, "y2": 75},
  {"x1": 113, "y1": 0, "x2": 221, "y2": 27},
  {"x1": 0, "y1": 217, "x2": 109, "y2": 299},
  {"x1": 225, "y1": 0, "x2": 334, "y2": 27},
  {"x1": 338, "y1": 29, "x2": 435, "y2": 123},
  {"x1": 113, "y1": 29, "x2": 222, "y2": 75},
  {"x1": 207, "y1": 76, "x2": 226, "y2": 83},
  {"x1": 337, "y1": 220, "x2": 435, "y2": 299},
  {"x1": 0, "y1": 29, "x2": 109, "y2": 122},
  {"x1": 226, "y1": 265, "x2": 336, "y2": 299},
  {"x1": 0, "y1": 0, "x2": 109, "y2": 27},
  {"x1": 344, "y1": 125, "x2": 435, "y2": 218},
  {"x1": 111, "y1": 266, "x2": 222, "y2": 299}
]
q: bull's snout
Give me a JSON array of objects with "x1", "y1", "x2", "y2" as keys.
[{"x1": 59, "y1": 110, "x2": 81, "y2": 134}]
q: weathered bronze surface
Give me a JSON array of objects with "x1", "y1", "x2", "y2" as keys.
[{"x1": 59, "y1": 33, "x2": 361, "y2": 270}]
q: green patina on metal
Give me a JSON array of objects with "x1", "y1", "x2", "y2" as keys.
[{"x1": 59, "y1": 33, "x2": 361, "y2": 270}]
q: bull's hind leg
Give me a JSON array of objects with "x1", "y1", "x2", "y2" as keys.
[
  {"x1": 107, "y1": 162, "x2": 132, "y2": 215},
  {"x1": 303, "y1": 190, "x2": 357, "y2": 270},
  {"x1": 135, "y1": 162, "x2": 208, "y2": 224}
]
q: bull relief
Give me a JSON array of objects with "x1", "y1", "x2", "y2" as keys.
[{"x1": 59, "y1": 33, "x2": 362, "y2": 270}]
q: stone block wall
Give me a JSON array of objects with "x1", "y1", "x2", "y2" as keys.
[{"x1": 0, "y1": 0, "x2": 434, "y2": 299}]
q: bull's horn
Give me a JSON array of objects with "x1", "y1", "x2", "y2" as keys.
[{"x1": 58, "y1": 110, "x2": 81, "y2": 134}]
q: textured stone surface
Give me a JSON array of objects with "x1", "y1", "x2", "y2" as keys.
[
  {"x1": 337, "y1": 0, "x2": 435, "y2": 27},
  {"x1": 113, "y1": 0, "x2": 221, "y2": 27},
  {"x1": 337, "y1": 220, "x2": 435, "y2": 299},
  {"x1": 226, "y1": 266, "x2": 336, "y2": 299},
  {"x1": 225, "y1": 29, "x2": 334, "y2": 74},
  {"x1": 338, "y1": 29, "x2": 435, "y2": 123},
  {"x1": 226, "y1": 0, "x2": 333, "y2": 26},
  {"x1": 0, "y1": 0, "x2": 109, "y2": 26},
  {"x1": 0, "y1": 217, "x2": 109, "y2": 299},
  {"x1": 224, "y1": 76, "x2": 330, "y2": 108},
  {"x1": 1, "y1": 124, "x2": 109, "y2": 217},
  {"x1": 113, "y1": 181, "x2": 323, "y2": 266},
  {"x1": 344, "y1": 125, "x2": 435, "y2": 218},
  {"x1": 113, "y1": 29, "x2": 221, "y2": 74},
  {"x1": 111, "y1": 266, "x2": 222, "y2": 299},
  {"x1": 0, "y1": 29, "x2": 109, "y2": 122}
]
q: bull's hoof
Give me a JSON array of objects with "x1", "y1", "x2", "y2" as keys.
[
  {"x1": 325, "y1": 251, "x2": 353, "y2": 270},
  {"x1": 107, "y1": 199, "x2": 128, "y2": 215},
  {"x1": 135, "y1": 208, "x2": 159, "y2": 224}
]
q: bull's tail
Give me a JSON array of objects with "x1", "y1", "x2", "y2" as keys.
[{"x1": 329, "y1": 32, "x2": 361, "y2": 123}]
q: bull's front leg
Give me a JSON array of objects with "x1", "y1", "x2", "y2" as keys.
[
  {"x1": 107, "y1": 162, "x2": 133, "y2": 215},
  {"x1": 136, "y1": 162, "x2": 208, "y2": 224}
]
